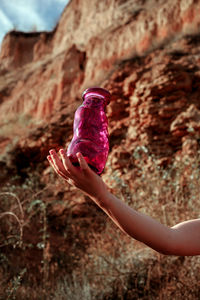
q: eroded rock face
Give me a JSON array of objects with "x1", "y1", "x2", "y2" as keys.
[
  {"x1": 1, "y1": 1, "x2": 200, "y2": 293},
  {"x1": 0, "y1": 0, "x2": 200, "y2": 175},
  {"x1": 0, "y1": 31, "x2": 41, "y2": 72}
]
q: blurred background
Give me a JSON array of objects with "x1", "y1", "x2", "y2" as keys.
[{"x1": 0, "y1": 0, "x2": 200, "y2": 299}]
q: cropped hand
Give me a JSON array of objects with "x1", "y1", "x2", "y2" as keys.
[{"x1": 47, "y1": 149, "x2": 109, "y2": 202}]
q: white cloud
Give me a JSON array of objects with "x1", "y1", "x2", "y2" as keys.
[
  {"x1": 0, "y1": 0, "x2": 68, "y2": 45},
  {"x1": 0, "y1": 8, "x2": 13, "y2": 43},
  {"x1": 0, "y1": 8, "x2": 13, "y2": 28},
  {"x1": 1, "y1": 0, "x2": 47, "y2": 30}
]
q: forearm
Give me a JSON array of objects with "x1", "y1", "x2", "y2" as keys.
[
  {"x1": 92, "y1": 191, "x2": 175, "y2": 255},
  {"x1": 48, "y1": 150, "x2": 200, "y2": 256}
]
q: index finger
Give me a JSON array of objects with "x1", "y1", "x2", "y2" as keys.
[{"x1": 59, "y1": 149, "x2": 79, "y2": 175}]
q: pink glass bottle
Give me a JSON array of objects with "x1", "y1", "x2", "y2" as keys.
[{"x1": 67, "y1": 87, "x2": 111, "y2": 175}]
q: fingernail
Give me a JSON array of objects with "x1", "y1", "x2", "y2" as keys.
[
  {"x1": 47, "y1": 155, "x2": 51, "y2": 160},
  {"x1": 60, "y1": 149, "x2": 64, "y2": 155},
  {"x1": 76, "y1": 152, "x2": 81, "y2": 158},
  {"x1": 49, "y1": 149, "x2": 54, "y2": 155}
]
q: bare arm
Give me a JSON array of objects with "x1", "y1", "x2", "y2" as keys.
[
  {"x1": 47, "y1": 149, "x2": 200, "y2": 256},
  {"x1": 97, "y1": 192, "x2": 200, "y2": 256}
]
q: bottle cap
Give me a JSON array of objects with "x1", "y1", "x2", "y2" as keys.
[{"x1": 82, "y1": 87, "x2": 111, "y2": 105}]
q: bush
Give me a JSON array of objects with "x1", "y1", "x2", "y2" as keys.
[{"x1": 0, "y1": 148, "x2": 200, "y2": 299}]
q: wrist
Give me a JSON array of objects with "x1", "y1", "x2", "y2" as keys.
[{"x1": 94, "y1": 189, "x2": 111, "y2": 210}]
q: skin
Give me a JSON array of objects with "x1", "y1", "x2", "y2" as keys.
[{"x1": 47, "y1": 149, "x2": 200, "y2": 256}]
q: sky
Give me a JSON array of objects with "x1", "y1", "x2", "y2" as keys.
[{"x1": 0, "y1": 0, "x2": 69, "y2": 45}]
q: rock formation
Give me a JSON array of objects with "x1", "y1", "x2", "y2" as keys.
[
  {"x1": 1, "y1": 0, "x2": 200, "y2": 176},
  {"x1": 1, "y1": 0, "x2": 200, "y2": 297}
]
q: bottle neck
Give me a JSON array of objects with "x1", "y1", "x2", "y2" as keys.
[
  {"x1": 82, "y1": 87, "x2": 111, "y2": 108},
  {"x1": 83, "y1": 95, "x2": 106, "y2": 109}
]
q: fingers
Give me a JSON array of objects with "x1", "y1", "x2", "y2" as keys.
[
  {"x1": 47, "y1": 155, "x2": 55, "y2": 170},
  {"x1": 47, "y1": 149, "x2": 69, "y2": 180},
  {"x1": 77, "y1": 152, "x2": 90, "y2": 172},
  {"x1": 47, "y1": 155, "x2": 68, "y2": 181},
  {"x1": 59, "y1": 149, "x2": 78, "y2": 175},
  {"x1": 47, "y1": 148, "x2": 91, "y2": 181}
]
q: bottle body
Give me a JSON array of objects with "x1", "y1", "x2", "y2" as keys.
[{"x1": 67, "y1": 87, "x2": 110, "y2": 175}]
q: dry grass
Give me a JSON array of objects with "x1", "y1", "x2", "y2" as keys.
[{"x1": 0, "y1": 148, "x2": 200, "y2": 299}]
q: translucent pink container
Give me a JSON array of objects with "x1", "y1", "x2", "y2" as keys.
[{"x1": 67, "y1": 87, "x2": 111, "y2": 174}]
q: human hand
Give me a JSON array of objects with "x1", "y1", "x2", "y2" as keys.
[{"x1": 47, "y1": 149, "x2": 109, "y2": 203}]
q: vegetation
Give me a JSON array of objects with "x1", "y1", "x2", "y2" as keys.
[{"x1": 0, "y1": 147, "x2": 200, "y2": 299}]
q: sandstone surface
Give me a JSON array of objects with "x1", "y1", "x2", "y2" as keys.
[
  {"x1": 1, "y1": 0, "x2": 200, "y2": 174},
  {"x1": 1, "y1": 0, "x2": 200, "y2": 297}
]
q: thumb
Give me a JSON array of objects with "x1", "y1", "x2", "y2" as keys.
[{"x1": 76, "y1": 153, "x2": 90, "y2": 172}]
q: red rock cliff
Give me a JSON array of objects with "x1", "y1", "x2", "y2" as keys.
[
  {"x1": 0, "y1": 0, "x2": 200, "y2": 173},
  {"x1": 1, "y1": 2, "x2": 200, "y2": 296}
]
